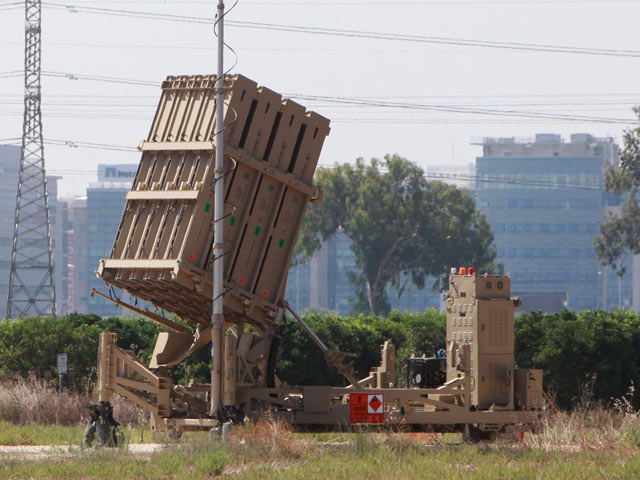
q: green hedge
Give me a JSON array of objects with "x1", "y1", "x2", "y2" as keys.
[
  {"x1": 0, "y1": 314, "x2": 160, "y2": 389},
  {"x1": 278, "y1": 310, "x2": 445, "y2": 387},
  {"x1": 515, "y1": 309, "x2": 640, "y2": 409},
  {"x1": 1, "y1": 309, "x2": 639, "y2": 409}
]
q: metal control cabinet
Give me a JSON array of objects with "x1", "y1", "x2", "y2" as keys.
[
  {"x1": 446, "y1": 274, "x2": 517, "y2": 410},
  {"x1": 97, "y1": 74, "x2": 330, "y2": 331},
  {"x1": 515, "y1": 368, "x2": 544, "y2": 410}
]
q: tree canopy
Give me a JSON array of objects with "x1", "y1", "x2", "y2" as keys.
[
  {"x1": 595, "y1": 107, "x2": 640, "y2": 273},
  {"x1": 297, "y1": 154, "x2": 496, "y2": 315}
]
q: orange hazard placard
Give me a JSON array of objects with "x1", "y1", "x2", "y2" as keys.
[{"x1": 349, "y1": 393, "x2": 384, "y2": 424}]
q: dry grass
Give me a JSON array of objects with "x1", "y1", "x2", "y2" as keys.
[
  {"x1": 1, "y1": 376, "x2": 639, "y2": 457},
  {"x1": 0, "y1": 412, "x2": 639, "y2": 479},
  {"x1": 0, "y1": 376, "x2": 147, "y2": 427},
  {"x1": 227, "y1": 416, "x2": 312, "y2": 461},
  {"x1": 524, "y1": 386, "x2": 640, "y2": 452}
]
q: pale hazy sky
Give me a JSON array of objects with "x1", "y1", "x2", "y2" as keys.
[{"x1": 0, "y1": 0, "x2": 639, "y2": 197}]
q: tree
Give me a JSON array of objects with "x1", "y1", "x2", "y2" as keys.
[
  {"x1": 514, "y1": 310, "x2": 640, "y2": 409},
  {"x1": 298, "y1": 154, "x2": 496, "y2": 315},
  {"x1": 595, "y1": 107, "x2": 640, "y2": 274}
]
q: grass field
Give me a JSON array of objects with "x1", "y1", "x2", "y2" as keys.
[
  {"x1": 0, "y1": 421, "x2": 153, "y2": 446},
  {"x1": 1, "y1": 379, "x2": 640, "y2": 479},
  {"x1": 1, "y1": 418, "x2": 639, "y2": 480},
  {"x1": 0, "y1": 430, "x2": 639, "y2": 479}
]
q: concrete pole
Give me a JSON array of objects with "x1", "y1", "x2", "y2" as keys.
[{"x1": 211, "y1": 0, "x2": 225, "y2": 417}]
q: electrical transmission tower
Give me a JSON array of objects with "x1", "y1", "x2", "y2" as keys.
[{"x1": 7, "y1": 0, "x2": 57, "y2": 318}]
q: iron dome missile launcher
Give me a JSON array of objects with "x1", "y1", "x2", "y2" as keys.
[{"x1": 92, "y1": 74, "x2": 542, "y2": 440}]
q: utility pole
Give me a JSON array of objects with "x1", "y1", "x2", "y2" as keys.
[
  {"x1": 7, "y1": 0, "x2": 56, "y2": 319},
  {"x1": 211, "y1": 0, "x2": 226, "y2": 417}
]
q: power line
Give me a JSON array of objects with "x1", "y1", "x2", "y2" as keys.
[
  {"x1": 3, "y1": 97, "x2": 638, "y2": 109},
  {"x1": 422, "y1": 172, "x2": 602, "y2": 190},
  {"x1": 44, "y1": 138, "x2": 138, "y2": 152},
  {"x1": 2, "y1": 71, "x2": 637, "y2": 125},
  {"x1": 0, "y1": 2, "x2": 23, "y2": 11},
  {"x1": 42, "y1": 71, "x2": 159, "y2": 86},
  {"x1": 1, "y1": 89, "x2": 639, "y2": 101},
  {"x1": 35, "y1": 0, "x2": 640, "y2": 5},
  {"x1": 42, "y1": 2, "x2": 640, "y2": 58},
  {"x1": 286, "y1": 94, "x2": 636, "y2": 124},
  {"x1": 0, "y1": 137, "x2": 140, "y2": 151},
  {"x1": 2, "y1": 73, "x2": 638, "y2": 102},
  {"x1": 38, "y1": 161, "x2": 607, "y2": 191},
  {"x1": 0, "y1": 71, "x2": 23, "y2": 78},
  {"x1": 0, "y1": 100, "x2": 636, "y2": 125}
]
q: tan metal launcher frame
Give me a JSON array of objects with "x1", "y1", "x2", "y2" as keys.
[{"x1": 94, "y1": 74, "x2": 542, "y2": 436}]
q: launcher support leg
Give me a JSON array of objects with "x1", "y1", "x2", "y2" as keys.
[
  {"x1": 98, "y1": 331, "x2": 116, "y2": 403},
  {"x1": 223, "y1": 334, "x2": 237, "y2": 408}
]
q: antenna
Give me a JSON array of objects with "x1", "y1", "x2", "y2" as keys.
[{"x1": 7, "y1": 0, "x2": 57, "y2": 319}]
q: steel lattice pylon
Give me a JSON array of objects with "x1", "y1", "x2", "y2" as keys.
[{"x1": 7, "y1": 0, "x2": 56, "y2": 318}]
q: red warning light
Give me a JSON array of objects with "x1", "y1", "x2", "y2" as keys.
[
  {"x1": 468, "y1": 267, "x2": 475, "y2": 275},
  {"x1": 189, "y1": 253, "x2": 196, "y2": 261},
  {"x1": 459, "y1": 267, "x2": 467, "y2": 275},
  {"x1": 238, "y1": 277, "x2": 246, "y2": 286},
  {"x1": 263, "y1": 289, "x2": 270, "y2": 297}
]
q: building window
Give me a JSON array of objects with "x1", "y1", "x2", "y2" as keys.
[
  {"x1": 539, "y1": 223, "x2": 549, "y2": 233},
  {"x1": 586, "y1": 224, "x2": 598, "y2": 234},
  {"x1": 523, "y1": 247, "x2": 533, "y2": 257},
  {"x1": 494, "y1": 223, "x2": 505, "y2": 233},
  {"x1": 508, "y1": 198, "x2": 518, "y2": 208},
  {"x1": 568, "y1": 248, "x2": 580, "y2": 258},
  {"x1": 523, "y1": 224, "x2": 533, "y2": 233},
  {"x1": 507, "y1": 224, "x2": 518, "y2": 233},
  {"x1": 523, "y1": 199, "x2": 533, "y2": 208},
  {"x1": 555, "y1": 223, "x2": 566, "y2": 233},
  {"x1": 569, "y1": 223, "x2": 579, "y2": 233},
  {"x1": 507, "y1": 248, "x2": 517, "y2": 258}
]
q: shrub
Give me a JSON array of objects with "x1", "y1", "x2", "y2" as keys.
[{"x1": 0, "y1": 376, "x2": 147, "y2": 427}]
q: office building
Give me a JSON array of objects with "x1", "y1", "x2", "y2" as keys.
[
  {"x1": 64, "y1": 164, "x2": 137, "y2": 316},
  {"x1": 287, "y1": 231, "x2": 440, "y2": 315},
  {"x1": 474, "y1": 133, "x2": 638, "y2": 312}
]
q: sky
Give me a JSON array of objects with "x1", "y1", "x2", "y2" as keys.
[{"x1": 0, "y1": 0, "x2": 639, "y2": 197}]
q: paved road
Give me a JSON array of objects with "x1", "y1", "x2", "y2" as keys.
[{"x1": 0, "y1": 444, "x2": 166, "y2": 461}]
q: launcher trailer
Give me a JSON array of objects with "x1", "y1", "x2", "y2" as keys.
[{"x1": 90, "y1": 74, "x2": 543, "y2": 443}]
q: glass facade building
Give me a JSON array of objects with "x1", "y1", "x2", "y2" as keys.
[
  {"x1": 64, "y1": 164, "x2": 138, "y2": 316},
  {"x1": 286, "y1": 231, "x2": 441, "y2": 315},
  {"x1": 474, "y1": 134, "x2": 627, "y2": 311}
]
